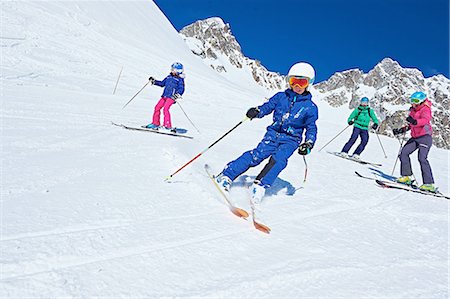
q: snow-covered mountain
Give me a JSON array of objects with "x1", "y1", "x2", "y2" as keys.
[
  {"x1": 315, "y1": 58, "x2": 450, "y2": 149},
  {"x1": 1, "y1": 1, "x2": 448, "y2": 298},
  {"x1": 179, "y1": 19, "x2": 449, "y2": 149},
  {"x1": 180, "y1": 17, "x2": 285, "y2": 90}
]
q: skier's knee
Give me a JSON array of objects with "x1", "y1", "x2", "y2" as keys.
[{"x1": 249, "y1": 150, "x2": 265, "y2": 166}]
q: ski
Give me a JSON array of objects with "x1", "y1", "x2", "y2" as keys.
[
  {"x1": 204, "y1": 164, "x2": 249, "y2": 219},
  {"x1": 252, "y1": 217, "x2": 271, "y2": 234},
  {"x1": 328, "y1": 151, "x2": 382, "y2": 167},
  {"x1": 247, "y1": 189, "x2": 271, "y2": 234},
  {"x1": 354, "y1": 171, "x2": 396, "y2": 182},
  {"x1": 112, "y1": 122, "x2": 193, "y2": 139},
  {"x1": 375, "y1": 179, "x2": 450, "y2": 200},
  {"x1": 141, "y1": 125, "x2": 189, "y2": 134}
]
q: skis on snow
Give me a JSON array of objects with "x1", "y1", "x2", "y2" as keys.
[
  {"x1": 355, "y1": 171, "x2": 449, "y2": 200},
  {"x1": 328, "y1": 151, "x2": 382, "y2": 167},
  {"x1": 112, "y1": 122, "x2": 193, "y2": 139},
  {"x1": 375, "y1": 180, "x2": 449, "y2": 200},
  {"x1": 204, "y1": 164, "x2": 271, "y2": 234}
]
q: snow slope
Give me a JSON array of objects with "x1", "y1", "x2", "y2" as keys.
[{"x1": 1, "y1": 1, "x2": 449, "y2": 298}]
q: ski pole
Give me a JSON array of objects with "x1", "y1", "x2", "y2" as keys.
[
  {"x1": 318, "y1": 124, "x2": 351, "y2": 152},
  {"x1": 375, "y1": 130, "x2": 388, "y2": 158},
  {"x1": 113, "y1": 66, "x2": 123, "y2": 95},
  {"x1": 176, "y1": 101, "x2": 201, "y2": 134},
  {"x1": 122, "y1": 80, "x2": 150, "y2": 109},
  {"x1": 391, "y1": 131, "x2": 406, "y2": 176},
  {"x1": 302, "y1": 156, "x2": 308, "y2": 183},
  {"x1": 165, "y1": 117, "x2": 249, "y2": 181}
]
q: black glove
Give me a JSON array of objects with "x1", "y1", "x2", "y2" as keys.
[
  {"x1": 348, "y1": 120, "x2": 354, "y2": 125},
  {"x1": 149, "y1": 77, "x2": 155, "y2": 85},
  {"x1": 298, "y1": 141, "x2": 313, "y2": 155},
  {"x1": 246, "y1": 107, "x2": 260, "y2": 120},
  {"x1": 406, "y1": 116, "x2": 417, "y2": 125},
  {"x1": 173, "y1": 93, "x2": 182, "y2": 101},
  {"x1": 372, "y1": 123, "x2": 379, "y2": 130},
  {"x1": 393, "y1": 127, "x2": 408, "y2": 135}
]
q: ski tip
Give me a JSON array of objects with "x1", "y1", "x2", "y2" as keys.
[
  {"x1": 231, "y1": 207, "x2": 249, "y2": 219},
  {"x1": 253, "y1": 221, "x2": 271, "y2": 234}
]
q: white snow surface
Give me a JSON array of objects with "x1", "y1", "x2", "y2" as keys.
[{"x1": 1, "y1": 1, "x2": 449, "y2": 298}]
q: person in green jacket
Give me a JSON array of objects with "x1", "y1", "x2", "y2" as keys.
[{"x1": 339, "y1": 97, "x2": 379, "y2": 159}]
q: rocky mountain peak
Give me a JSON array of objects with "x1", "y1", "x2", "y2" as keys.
[
  {"x1": 179, "y1": 17, "x2": 285, "y2": 90},
  {"x1": 316, "y1": 58, "x2": 450, "y2": 149}
]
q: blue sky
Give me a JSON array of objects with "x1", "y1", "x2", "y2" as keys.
[{"x1": 154, "y1": 0, "x2": 449, "y2": 82}]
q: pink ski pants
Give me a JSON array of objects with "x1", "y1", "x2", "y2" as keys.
[{"x1": 152, "y1": 97, "x2": 175, "y2": 128}]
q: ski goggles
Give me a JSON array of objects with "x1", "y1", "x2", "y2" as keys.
[
  {"x1": 288, "y1": 76, "x2": 310, "y2": 88},
  {"x1": 410, "y1": 96, "x2": 424, "y2": 104},
  {"x1": 171, "y1": 67, "x2": 183, "y2": 74}
]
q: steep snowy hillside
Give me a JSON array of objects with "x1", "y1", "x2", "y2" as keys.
[{"x1": 1, "y1": 1, "x2": 449, "y2": 298}]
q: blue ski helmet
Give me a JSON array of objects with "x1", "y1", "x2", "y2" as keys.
[
  {"x1": 410, "y1": 91, "x2": 427, "y2": 104},
  {"x1": 360, "y1": 97, "x2": 369, "y2": 103},
  {"x1": 171, "y1": 62, "x2": 184, "y2": 74}
]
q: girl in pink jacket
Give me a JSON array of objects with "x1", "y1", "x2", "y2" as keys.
[{"x1": 392, "y1": 91, "x2": 436, "y2": 192}]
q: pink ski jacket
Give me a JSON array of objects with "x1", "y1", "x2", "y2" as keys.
[{"x1": 409, "y1": 99, "x2": 433, "y2": 138}]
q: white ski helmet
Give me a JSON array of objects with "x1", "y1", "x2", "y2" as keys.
[{"x1": 287, "y1": 62, "x2": 315, "y2": 85}]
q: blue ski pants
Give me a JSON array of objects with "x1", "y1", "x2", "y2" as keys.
[
  {"x1": 222, "y1": 131, "x2": 299, "y2": 187},
  {"x1": 399, "y1": 135, "x2": 434, "y2": 184},
  {"x1": 342, "y1": 126, "x2": 369, "y2": 155}
]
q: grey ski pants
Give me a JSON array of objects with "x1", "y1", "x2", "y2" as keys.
[{"x1": 399, "y1": 134, "x2": 434, "y2": 184}]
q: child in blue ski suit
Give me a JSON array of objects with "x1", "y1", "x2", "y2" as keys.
[
  {"x1": 147, "y1": 62, "x2": 185, "y2": 131},
  {"x1": 215, "y1": 62, "x2": 318, "y2": 225}
]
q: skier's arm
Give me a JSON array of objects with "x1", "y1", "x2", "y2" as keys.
[
  {"x1": 256, "y1": 93, "x2": 280, "y2": 118},
  {"x1": 176, "y1": 79, "x2": 185, "y2": 96},
  {"x1": 370, "y1": 109, "x2": 379, "y2": 124},
  {"x1": 304, "y1": 106, "x2": 319, "y2": 146},
  {"x1": 347, "y1": 109, "x2": 358, "y2": 123},
  {"x1": 154, "y1": 77, "x2": 167, "y2": 87},
  {"x1": 415, "y1": 107, "x2": 432, "y2": 126}
]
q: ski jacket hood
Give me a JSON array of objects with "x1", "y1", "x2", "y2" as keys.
[{"x1": 256, "y1": 89, "x2": 318, "y2": 145}]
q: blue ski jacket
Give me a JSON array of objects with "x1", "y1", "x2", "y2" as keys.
[
  {"x1": 255, "y1": 89, "x2": 318, "y2": 145},
  {"x1": 154, "y1": 74, "x2": 185, "y2": 98}
]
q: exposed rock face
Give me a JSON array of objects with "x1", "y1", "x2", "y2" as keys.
[
  {"x1": 315, "y1": 58, "x2": 450, "y2": 149},
  {"x1": 180, "y1": 17, "x2": 285, "y2": 90}
]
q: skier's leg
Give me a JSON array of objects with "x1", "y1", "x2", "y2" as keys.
[
  {"x1": 222, "y1": 134, "x2": 277, "y2": 181},
  {"x1": 162, "y1": 97, "x2": 176, "y2": 128},
  {"x1": 416, "y1": 135, "x2": 434, "y2": 184},
  {"x1": 353, "y1": 129, "x2": 369, "y2": 155},
  {"x1": 341, "y1": 127, "x2": 360, "y2": 153},
  {"x1": 152, "y1": 98, "x2": 166, "y2": 126},
  {"x1": 399, "y1": 138, "x2": 418, "y2": 177},
  {"x1": 259, "y1": 140, "x2": 298, "y2": 187},
  {"x1": 255, "y1": 156, "x2": 276, "y2": 182}
]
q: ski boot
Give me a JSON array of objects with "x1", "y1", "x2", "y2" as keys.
[
  {"x1": 419, "y1": 184, "x2": 437, "y2": 193},
  {"x1": 396, "y1": 176, "x2": 412, "y2": 185},
  {"x1": 145, "y1": 124, "x2": 159, "y2": 129},
  {"x1": 215, "y1": 173, "x2": 245, "y2": 211},
  {"x1": 351, "y1": 154, "x2": 360, "y2": 160},
  {"x1": 337, "y1": 152, "x2": 349, "y2": 158},
  {"x1": 215, "y1": 173, "x2": 232, "y2": 193}
]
